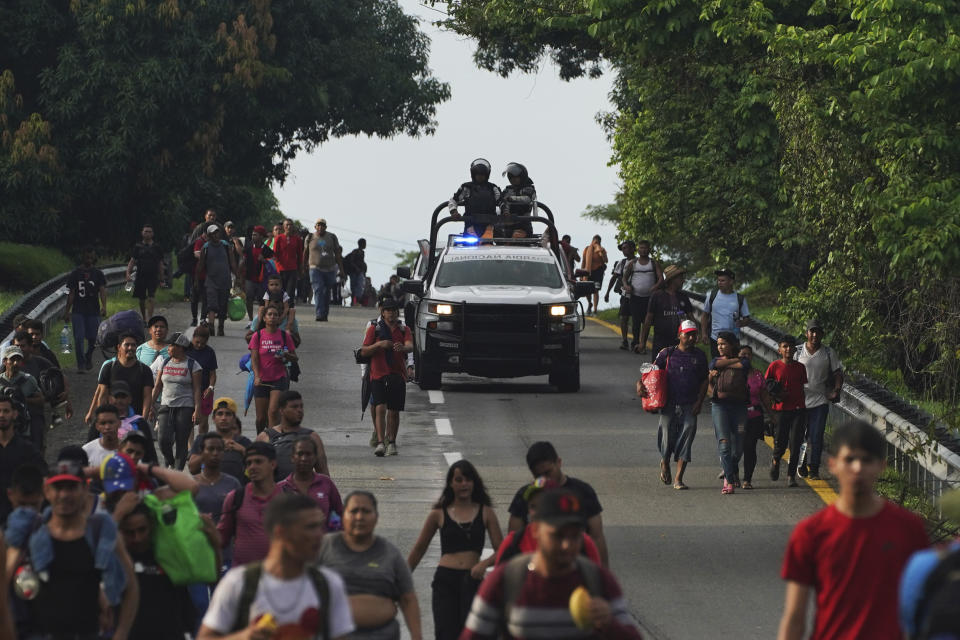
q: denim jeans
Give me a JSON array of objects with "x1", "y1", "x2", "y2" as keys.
[
  {"x1": 310, "y1": 268, "x2": 338, "y2": 319},
  {"x1": 658, "y1": 403, "x2": 699, "y2": 462},
  {"x1": 158, "y1": 406, "x2": 193, "y2": 469},
  {"x1": 805, "y1": 403, "x2": 830, "y2": 468},
  {"x1": 70, "y1": 312, "x2": 100, "y2": 368},
  {"x1": 711, "y1": 402, "x2": 746, "y2": 483},
  {"x1": 349, "y1": 272, "x2": 365, "y2": 303},
  {"x1": 773, "y1": 408, "x2": 807, "y2": 475}
]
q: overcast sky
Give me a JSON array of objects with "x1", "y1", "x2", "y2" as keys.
[{"x1": 274, "y1": 0, "x2": 620, "y2": 288}]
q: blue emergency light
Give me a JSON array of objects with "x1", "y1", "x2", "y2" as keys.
[{"x1": 452, "y1": 235, "x2": 480, "y2": 246}]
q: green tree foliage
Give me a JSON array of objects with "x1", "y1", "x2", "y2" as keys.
[
  {"x1": 0, "y1": 0, "x2": 449, "y2": 252},
  {"x1": 438, "y1": 0, "x2": 960, "y2": 416},
  {"x1": 394, "y1": 249, "x2": 420, "y2": 270}
]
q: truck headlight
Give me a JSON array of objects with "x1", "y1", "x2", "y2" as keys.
[
  {"x1": 549, "y1": 305, "x2": 566, "y2": 316},
  {"x1": 436, "y1": 304, "x2": 453, "y2": 315}
]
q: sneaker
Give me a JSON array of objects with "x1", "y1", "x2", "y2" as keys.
[
  {"x1": 369, "y1": 430, "x2": 379, "y2": 447},
  {"x1": 619, "y1": 341, "x2": 629, "y2": 351},
  {"x1": 385, "y1": 441, "x2": 398, "y2": 456},
  {"x1": 316, "y1": 316, "x2": 323, "y2": 322},
  {"x1": 374, "y1": 442, "x2": 385, "y2": 457},
  {"x1": 787, "y1": 475, "x2": 798, "y2": 487},
  {"x1": 190, "y1": 319, "x2": 198, "y2": 327},
  {"x1": 769, "y1": 460, "x2": 780, "y2": 481},
  {"x1": 808, "y1": 467, "x2": 821, "y2": 480},
  {"x1": 797, "y1": 463, "x2": 809, "y2": 478}
]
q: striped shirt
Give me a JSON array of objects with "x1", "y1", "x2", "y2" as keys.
[
  {"x1": 216, "y1": 484, "x2": 281, "y2": 565},
  {"x1": 460, "y1": 560, "x2": 642, "y2": 639}
]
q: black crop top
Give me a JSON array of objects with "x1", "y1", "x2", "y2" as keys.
[{"x1": 440, "y1": 505, "x2": 485, "y2": 555}]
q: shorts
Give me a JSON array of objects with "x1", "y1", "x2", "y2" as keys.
[
  {"x1": 132, "y1": 273, "x2": 159, "y2": 299},
  {"x1": 618, "y1": 295, "x2": 630, "y2": 318},
  {"x1": 253, "y1": 377, "x2": 289, "y2": 398},
  {"x1": 245, "y1": 279, "x2": 265, "y2": 303},
  {"x1": 589, "y1": 268, "x2": 605, "y2": 285},
  {"x1": 370, "y1": 374, "x2": 406, "y2": 411},
  {"x1": 200, "y1": 393, "x2": 214, "y2": 416},
  {"x1": 205, "y1": 281, "x2": 229, "y2": 316}
]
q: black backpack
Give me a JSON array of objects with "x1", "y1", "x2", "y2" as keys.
[
  {"x1": 231, "y1": 562, "x2": 329, "y2": 636},
  {"x1": 915, "y1": 545, "x2": 960, "y2": 639},
  {"x1": 38, "y1": 368, "x2": 66, "y2": 403}
]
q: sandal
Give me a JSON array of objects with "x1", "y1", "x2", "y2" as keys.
[
  {"x1": 741, "y1": 481, "x2": 754, "y2": 490},
  {"x1": 659, "y1": 461, "x2": 672, "y2": 485},
  {"x1": 673, "y1": 481, "x2": 688, "y2": 490}
]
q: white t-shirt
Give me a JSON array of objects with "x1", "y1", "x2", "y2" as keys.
[
  {"x1": 202, "y1": 565, "x2": 354, "y2": 638},
  {"x1": 703, "y1": 291, "x2": 750, "y2": 339},
  {"x1": 83, "y1": 439, "x2": 119, "y2": 468},
  {"x1": 628, "y1": 258, "x2": 658, "y2": 297},
  {"x1": 796, "y1": 343, "x2": 843, "y2": 408}
]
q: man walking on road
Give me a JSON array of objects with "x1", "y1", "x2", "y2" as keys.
[
  {"x1": 795, "y1": 318, "x2": 844, "y2": 480},
  {"x1": 639, "y1": 265, "x2": 693, "y2": 359},
  {"x1": 777, "y1": 420, "x2": 928, "y2": 640},
  {"x1": 217, "y1": 441, "x2": 283, "y2": 566},
  {"x1": 64, "y1": 246, "x2": 108, "y2": 372},
  {"x1": 127, "y1": 223, "x2": 165, "y2": 321},
  {"x1": 304, "y1": 218, "x2": 345, "y2": 321},
  {"x1": 622, "y1": 240, "x2": 663, "y2": 353},
  {"x1": 359, "y1": 297, "x2": 412, "y2": 457},
  {"x1": 641, "y1": 319, "x2": 708, "y2": 490},
  {"x1": 198, "y1": 225, "x2": 238, "y2": 336},
  {"x1": 702, "y1": 268, "x2": 750, "y2": 358},
  {"x1": 240, "y1": 225, "x2": 273, "y2": 320},
  {"x1": 461, "y1": 489, "x2": 642, "y2": 640},
  {"x1": 344, "y1": 238, "x2": 367, "y2": 306},
  {"x1": 274, "y1": 218, "x2": 304, "y2": 301},
  {"x1": 256, "y1": 390, "x2": 330, "y2": 478},
  {"x1": 507, "y1": 441, "x2": 609, "y2": 567},
  {"x1": 603, "y1": 240, "x2": 635, "y2": 350}
]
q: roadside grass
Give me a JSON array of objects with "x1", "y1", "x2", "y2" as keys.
[
  {"x1": 0, "y1": 289, "x2": 23, "y2": 316},
  {"x1": 0, "y1": 242, "x2": 74, "y2": 293},
  {"x1": 877, "y1": 468, "x2": 959, "y2": 541}
]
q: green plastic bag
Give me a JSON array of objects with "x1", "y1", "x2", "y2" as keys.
[
  {"x1": 142, "y1": 491, "x2": 217, "y2": 585},
  {"x1": 228, "y1": 295, "x2": 245, "y2": 321}
]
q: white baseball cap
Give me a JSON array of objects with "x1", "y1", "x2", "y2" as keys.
[{"x1": 679, "y1": 320, "x2": 698, "y2": 334}]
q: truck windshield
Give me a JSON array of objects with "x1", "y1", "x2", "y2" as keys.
[{"x1": 436, "y1": 257, "x2": 563, "y2": 288}]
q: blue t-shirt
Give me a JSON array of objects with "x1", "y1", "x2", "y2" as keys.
[
  {"x1": 135, "y1": 342, "x2": 168, "y2": 367},
  {"x1": 654, "y1": 346, "x2": 708, "y2": 406},
  {"x1": 186, "y1": 344, "x2": 218, "y2": 389},
  {"x1": 704, "y1": 291, "x2": 750, "y2": 339},
  {"x1": 899, "y1": 540, "x2": 960, "y2": 635}
]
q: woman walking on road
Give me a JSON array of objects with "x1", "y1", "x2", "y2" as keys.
[
  {"x1": 151, "y1": 332, "x2": 202, "y2": 469},
  {"x1": 319, "y1": 491, "x2": 423, "y2": 640},
  {"x1": 407, "y1": 460, "x2": 503, "y2": 640},
  {"x1": 581, "y1": 235, "x2": 608, "y2": 315},
  {"x1": 248, "y1": 303, "x2": 297, "y2": 433},
  {"x1": 708, "y1": 331, "x2": 750, "y2": 494}
]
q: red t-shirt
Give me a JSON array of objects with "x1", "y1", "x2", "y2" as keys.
[
  {"x1": 273, "y1": 234, "x2": 303, "y2": 272},
  {"x1": 495, "y1": 527, "x2": 601, "y2": 566},
  {"x1": 765, "y1": 359, "x2": 808, "y2": 411},
  {"x1": 781, "y1": 500, "x2": 928, "y2": 640},
  {"x1": 363, "y1": 322, "x2": 412, "y2": 380}
]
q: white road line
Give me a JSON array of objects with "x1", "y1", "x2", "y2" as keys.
[
  {"x1": 428, "y1": 390, "x2": 445, "y2": 404},
  {"x1": 435, "y1": 418, "x2": 453, "y2": 436},
  {"x1": 443, "y1": 451, "x2": 462, "y2": 465}
]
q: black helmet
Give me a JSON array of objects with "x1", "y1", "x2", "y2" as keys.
[
  {"x1": 470, "y1": 158, "x2": 491, "y2": 177},
  {"x1": 502, "y1": 162, "x2": 528, "y2": 180}
]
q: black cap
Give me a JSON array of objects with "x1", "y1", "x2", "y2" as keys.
[
  {"x1": 532, "y1": 489, "x2": 586, "y2": 527},
  {"x1": 120, "y1": 429, "x2": 148, "y2": 445},
  {"x1": 378, "y1": 297, "x2": 400, "y2": 310},
  {"x1": 109, "y1": 380, "x2": 131, "y2": 398},
  {"x1": 244, "y1": 441, "x2": 276, "y2": 460},
  {"x1": 805, "y1": 318, "x2": 824, "y2": 331},
  {"x1": 166, "y1": 332, "x2": 191, "y2": 348},
  {"x1": 715, "y1": 268, "x2": 735, "y2": 279}
]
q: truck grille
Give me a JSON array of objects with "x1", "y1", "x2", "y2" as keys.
[{"x1": 462, "y1": 304, "x2": 539, "y2": 358}]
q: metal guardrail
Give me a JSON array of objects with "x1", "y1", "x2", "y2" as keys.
[
  {"x1": 687, "y1": 291, "x2": 960, "y2": 515},
  {"x1": 0, "y1": 265, "x2": 128, "y2": 345}
]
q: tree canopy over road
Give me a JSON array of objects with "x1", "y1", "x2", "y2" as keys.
[
  {"x1": 436, "y1": 0, "x2": 960, "y2": 420},
  {"x1": 1, "y1": 0, "x2": 449, "y2": 247}
]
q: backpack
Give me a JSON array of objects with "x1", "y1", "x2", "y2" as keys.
[
  {"x1": 502, "y1": 553, "x2": 602, "y2": 631},
  {"x1": 266, "y1": 427, "x2": 313, "y2": 479},
  {"x1": 714, "y1": 367, "x2": 749, "y2": 403},
  {"x1": 177, "y1": 242, "x2": 196, "y2": 272},
  {"x1": 915, "y1": 546, "x2": 960, "y2": 639},
  {"x1": 231, "y1": 562, "x2": 329, "y2": 637},
  {"x1": 707, "y1": 289, "x2": 746, "y2": 319},
  {"x1": 0, "y1": 376, "x2": 31, "y2": 435},
  {"x1": 37, "y1": 368, "x2": 66, "y2": 403},
  {"x1": 96, "y1": 310, "x2": 145, "y2": 349}
]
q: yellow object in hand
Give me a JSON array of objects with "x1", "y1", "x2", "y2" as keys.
[
  {"x1": 569, "y1": 586, "x2": 593, "y2": 630},
  {"x1": 255, "y1": 613, "x2": 277, "y2": 631}
]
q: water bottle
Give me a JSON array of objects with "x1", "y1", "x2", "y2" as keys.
[
  {"x1": 125, "y1": 267, "x2": 136, "y2": 293},
  {"x1": 60, "y1": 324, "x2": 71, "y2": 355}
]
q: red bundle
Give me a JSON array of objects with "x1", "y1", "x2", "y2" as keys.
[{"x1": 641, "y1": 367, "x2": 668, "y2": 413}]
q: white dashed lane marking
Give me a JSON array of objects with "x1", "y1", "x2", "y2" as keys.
[
  {"x1": 428, "y1": 390, "x2": 445, "y2": 404},
  {"x1": 443, "y1": 451, "x2": 463, "y2": 465},
  {"x1": 435, "y1": 418, "x2": 453, "y2": 436}
]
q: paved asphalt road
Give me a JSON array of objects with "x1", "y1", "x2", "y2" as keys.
[{"x1": 58, "y1": 301, "x2": 828, "y2": 639}]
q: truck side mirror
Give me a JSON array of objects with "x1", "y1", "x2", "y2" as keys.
[
  {"x1": 573, "y1": 281, "x2": 597, "y2": 299},
  {"x1": 400, "y1": 280, "x2": 424, "y2": 297},
  {"x1": 396, "y1": 266, "x2": 411, "y2": 279}
]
